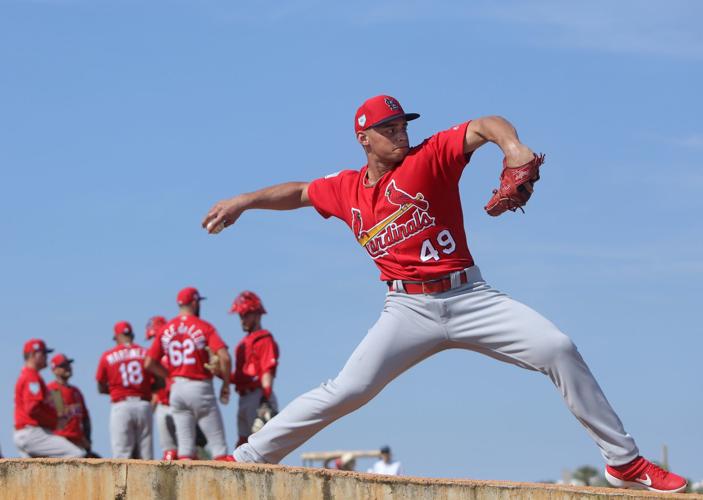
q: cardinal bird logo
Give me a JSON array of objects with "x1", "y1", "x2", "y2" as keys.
[{"x1": 351, "y1": 180, "x2": 435, "y2": 259}]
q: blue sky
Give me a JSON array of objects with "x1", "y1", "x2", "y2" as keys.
[{"x1": 1, "y1": 0, "x2": 701, "y2": 482}]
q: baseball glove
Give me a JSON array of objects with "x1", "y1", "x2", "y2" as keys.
[
  {"x1": 204, "y1": 346, "x2": 220, "y2": 375},
  {"x1": 251, "y1": 399, "x2": 277, "y2": 434},
  {"x1": 484, "y1": 153, "x2": 545, "y2": 216}
]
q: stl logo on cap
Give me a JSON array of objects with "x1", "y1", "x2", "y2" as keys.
[
  {"x1": 354, "y1": 95, "x2": 420, "y2": 133},
  {"x1": 384, "y1": 97, "x2": 400, "y2": 111},
  {"x1": 113, "y1": 321, "x2": 133, "y2": 337}
]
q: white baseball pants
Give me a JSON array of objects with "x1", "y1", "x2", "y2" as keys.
[
  {"x1": 154, "y1": 403, "x2": 178, "y2": 452},
  {"x1": 14, "y1": 426, "x2": 86, "y2": 458},
  {"x1": 237, "y1": 388, "x2": 278, "y2": 439},
  {"x1": 110, "y1": 398, "x2": 153, "y2": 459},
  {"x1": 233, "y1": 266, "x2": 639, "y2": 466},
  {"x1": 170, "y1": 377, "x2": 227, "y2": 458}
]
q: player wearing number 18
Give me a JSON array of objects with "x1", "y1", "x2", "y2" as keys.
[
  {"x1": 145, "y1": 287, "x2": 233, "y2": 460},
  {"x1": 96, "y1": 321, "x2": 154, "y2": 459}
]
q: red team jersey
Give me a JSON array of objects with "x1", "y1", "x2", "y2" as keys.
[
  {"x1": 154, "y1": 355, "x2": 172, "y2": 405},
  {"x1": 231, "y1": 330, "x2": 279, "y2": 394},
  {"x1": 307, "y1": 122, "x2": 474, "y2": 281},
  {"x1": 14, "y1": 367, "x2": 58, "y2": 430},
  {"x1": 46, "y1": 381, "x2": 89, "y2": 445},
  {"x1": 96, "y1": 343, "x2": 153, "y2": 402},
  {"x1": 147, "y1": 314, "x2": 227, "y2": 381}
]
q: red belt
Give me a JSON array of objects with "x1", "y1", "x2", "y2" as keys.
[{"x1": 387, "y1": 271, "x2": 469, "y2": 295}]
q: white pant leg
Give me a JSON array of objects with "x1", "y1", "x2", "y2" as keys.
[
  {"x1": 14, "y1": 426, "x2": 86, "y2": 458},
  {"x1": 155, "y1": 404, "x2": 178, "y2": 453},
  {"x1": 235, "y1": 294, "x2": 446, "y2": 464},
  {"x1": 238, "y1": 389, "x2": 279, "y2": 440},
  {"x1": 110, "y1": 401, "x2": 137, "y2": 458},
  {"x1": 170, "y1": 378, "x2": 197, "y2": 458},
  {"x1": 441, "y1": 270, "x2": 639, "y2": 465},
  {"x1": 133, "y1": 400, "x2": 153, "y2": 460},
  {"x1": 194, "y1": 380, "x2": 227, "y2": 458}
]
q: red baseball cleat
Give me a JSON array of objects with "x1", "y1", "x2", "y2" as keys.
[
  {"x1": 605, "y1": 456, "x2": 687, "y2": 493},
  {"x1": 162, "y1": 449, "x2": 177, "y2": 461},
  {"x1": 214, "y1": 454, "x2": 236, "y2": 462}
]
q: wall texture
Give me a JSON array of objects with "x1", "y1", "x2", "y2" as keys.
[{"x1": 0, "y1": 459, "x2": 700, "y2": 500}]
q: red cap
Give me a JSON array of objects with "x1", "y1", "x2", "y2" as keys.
[
  {"x1": 229, "y1": 291, "x2": 267, "y2": 315},
  {"x1": 113, "y1": 321, "x2": 134, "y2": 337},
  {"x1": 177, "y1": 287, "x2": 206, "y2": 306},
  {"x1": 146, "y1": 315, "x2": 167, "y2": 340},
  {"x1": 354, "y1": 95, "x2": 420, "y2": 133},
  {"x1": 50, "y1": 353, "x2": 74, "y2": 369},
  {"x1": 23, "y1": 338, "x2": 54, "y2": 355}
]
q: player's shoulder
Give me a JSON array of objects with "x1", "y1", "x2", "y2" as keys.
[
  {"x1": 101, "y1": 344, "x2": 120, "y2": 356},
  {"x1": 315, "y1": 168, "x2": 361, "y2": 184},
  {"x1": 46, "y1": 380, "x2": 59, "y2": 390},
  {"x1": 250, "y1": 329, "x2": 273, "y2": 341},
  {"x1": 18, "y1": 366, "x2": 39, "y2": 382},
  {"x1": 410, "y1": 121, "x2": 469, "y2": 151},
  {"x1": 192, "y1": 316, "x2": 216, "y2": 332}
]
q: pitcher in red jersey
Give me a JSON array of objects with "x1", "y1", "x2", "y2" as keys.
[{"x1": 202, "y1": 95, "x2": 686, "y2": 493}]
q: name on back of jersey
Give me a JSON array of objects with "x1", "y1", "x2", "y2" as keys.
[{"x1": 106, "y1": 347, "x2": 147, "y2": 365}]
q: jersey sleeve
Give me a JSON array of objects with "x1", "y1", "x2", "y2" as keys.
[
  {"x1": 254, "y1": 336, "x2": 279, "y2": 375},
  {"x1": 77, "y1": 389, "x2": 90, "y2": 418},
  {"x1": 147, "y1": 335, "x2": 164, "y2": 361},
  {"x1": 307, "y1": 171, "x2": 348, "y2": 220},
  {"x1": 207, "y1": 328, "x2": 227, "y2": 353},
  {"x1": 95, "y1": 355, "x2": 108, "y2": 384},
  {"x1": 427, "y1": 121, "x2": 472, "y2": 181}
]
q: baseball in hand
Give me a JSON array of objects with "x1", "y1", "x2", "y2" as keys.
[{"x1": 207, "y1": 220, "x2": 225, "y2": 234}]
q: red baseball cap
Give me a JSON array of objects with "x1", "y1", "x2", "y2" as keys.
[
  {"x1": 229, "y1": 291, "x2": 267, "y2": 315},
  {"x1": 23, "y1": 338, "x2": 54, "y2": 355},
  {"x1": 354, "y1": 95, "x2": 420, "y2": 133},
  {"x1": 177, "y1": 286, "x2": 206, "y2": 306},
  {"x1": 50, "y1": 353, "x2": 74, "y2": 369},
  {"x1": 113, "y1": 321, "x2": 134, "y2": 337},
  {"x1": 145, "y1": 315, "x2": 167, "y2": 340}
]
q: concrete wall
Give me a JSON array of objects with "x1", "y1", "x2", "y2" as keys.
[{"x1": 0, "y1": 459, "x2": 700, "y2": 500}]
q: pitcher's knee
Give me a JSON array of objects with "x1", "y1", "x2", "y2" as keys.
[
  {"x1": 536, "y1": 333, "x2": 579, "y2": 369},
  {"x1": 323, "y1": 380, "x2": 378, "y2": 416}
]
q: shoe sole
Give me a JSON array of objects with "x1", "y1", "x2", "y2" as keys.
[{"x1": 605, "y1": 469, "x2": 687, "y2": 493}]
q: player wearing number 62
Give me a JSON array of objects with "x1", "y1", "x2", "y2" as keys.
[
  {"x1": 96, "y1": 321, "x2": 154, "y2": 459},
  {"x1": 202, "y1": 95, "x2": 687, "y2": 493},
  {"x1": 144, "y1": 287, "x2": 234, "y2": 461}
]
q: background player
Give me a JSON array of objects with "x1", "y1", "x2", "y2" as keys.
[
  {"x1": 14, "y1": 339, "x2": 85, "y2": 458},
  {"x1": 229, "y1": 291, "x2": 279, "y2": 446},
  {"x1": 145, "y1": 315, "x2": 178, "y2": 460},
  {"x1": 96, "y1": 321, "x2": 154, "y2": 459},
  {"x1": 47, "y1": 353, "x2": 97, "y2": 457},
  {"x1": 367, "y1": 445, "x2": 402, "y2": 475},
  {"x1": 202, "y1": 95, "x2": 687, "y2": 493},
  {"x1": 145, "y1": 287, "x2": 233, "y2": 460}
]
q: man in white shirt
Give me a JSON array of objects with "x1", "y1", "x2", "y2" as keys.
[{"x1": 368, "y1": 445, "x2": 402, "y2": 475}]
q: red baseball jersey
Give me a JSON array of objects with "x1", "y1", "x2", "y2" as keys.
[
  {"x1": 231, "y1": 329, "x2": 279, "y2": 394},
  {"x1": 96, "y1": 343, "x2": 153, "y2": 402},
  {"x1": 153, "y1": 355, "x2": 172, "y2": 405},
  {"x1": 14, "y1": 367, "x2": 58, "y2": 430},
  {"x1": 307, "y1": 122, "x2": 475, "y2": 281},
  {"x1": 46, "y1": 381, "x2": 90, "y2": 445},
  {"x1": 147, "y1": 314, "x2": 227, "y2": 381}
]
